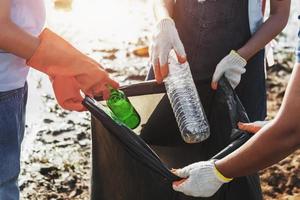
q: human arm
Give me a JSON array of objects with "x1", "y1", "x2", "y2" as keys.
[
  {"x1": 238, "y1": 0, "x2": 291, "y2": 60},
  {"x1": 211, "y1": 0, "x2": 290, "y2": 89},
  {"x1": 216, "y1": 62, "x2": 300, "y2": 177},
  {"x1": 172, "y1": 63, "x2": 300, "y2": 197},
  {"x1": 151, "y1": 0, "x2": 186, "y2": 83},
  {"x1": 0, "y1": 0, "x2": 118, "y2": 111},
  {"x1": 0, "y1": 0, "x2": 39, "y2": 59}
]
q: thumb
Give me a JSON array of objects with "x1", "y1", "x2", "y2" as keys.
[
  {"x1": 238, "y1": 121, "x2": 268, "y2": 134},
  {"x1": 102, "y1": 86, "x2": 111, "y2": 100},
  {"x1": 173, "y1": 178, "x2": 187, "y2": 187},
  {"x1": 211, "y1": 65, "x2": 224, "y2": 90},
  {"x1": 173, "y1": 179, "x2": 188, "y2": 193},
  {"x1": 172, "y1": 178, "x2": 191, "y2": 194},
  {"x1": 107, "y1": 78, "x2": 120, "y2": 89}
]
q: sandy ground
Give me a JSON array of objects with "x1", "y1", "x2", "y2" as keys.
[{"x1": 20, "y1": 0, "x2": 300, "y2": 199}]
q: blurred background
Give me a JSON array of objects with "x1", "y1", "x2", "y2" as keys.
[{"x1": 21, "y1": 0, "x2": 300, "y2": 199}]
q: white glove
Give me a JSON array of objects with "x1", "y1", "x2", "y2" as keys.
[
  {"x1": 211, "y1": 50, "x2": 247, "y2": 90},
  {"x1": 150, "y1": 18, "x2": 186, "y2": 83},
  {"x1": 172, "y1": 160, "x2": 232, "y2": 197}
]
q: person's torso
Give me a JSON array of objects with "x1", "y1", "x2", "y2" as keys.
[
  {"x1": 173, "y1": 0, "x2": 264, "y2": 80},
  {"x1": 0, "y1": 0, "x2": 46, "y2": 92}
]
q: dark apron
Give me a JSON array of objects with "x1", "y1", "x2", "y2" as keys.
[
  {"x1": 141, "y1": 0, "x2": 265, "y2": 199},
  {"x1": 174, "y1": 0, "x2": 266, "y2": 122}
]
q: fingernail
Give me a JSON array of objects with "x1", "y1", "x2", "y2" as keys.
[
  {"x1": 238, "y1": 123, "x2": 245, "y2": 129},
  {"x1": 178, "y1": 55, "x2": 187, "y2": 63}
]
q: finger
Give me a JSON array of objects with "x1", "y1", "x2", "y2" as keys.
[
  {"x1": 172, "y1": 178, "x2": 192, "y2": 195},
  {"x1": 238, "y1": 122, "x2": 261, "y2": 134},
  {"x1": 159, "y1": 52, "x2": 170, "y2": 79},
  {"x1": 173, "y1": 168, "x2": 190, "y2": 178},
  {"x1": 150, "y1": 44, "x2": 158, "y2": 67},
  {"x1": 63, "y1": 99, "x2": 87, "y2": 112},
  {"x1": 82, "y1": 88, "x2": 94, "y2": 97},
  {"x1": 159, "y1": 51, "x2": 169, "y2": 67},
  {"x1": 154, "y1": 59, "x2": 163, "y2": 84},
  {"x1": 173, "y1": 34, "x2": 186, "y2": 63},
  {"x1": 211, "y1": 81, "x2": 218, "y2": 90},
  {"x1": 78, "y1": 83, "x2": 93, "y2": 97},
  {"x1": 173, "y1": 178, "x2": 188, "y2": 187},
  {"x1": 175, "y1": 52, "x2": 187, "y2": 64},
  {"x1": 52, "y1": 76, "x2": 87, "y2": 111},
  {"x1": 106, "y1": 78, "x2": 120, "y2": 89},
  {"x1": 91, "y1": 83, "x2": 111, "y2": 100},
  {"x1": 211, "y1": 65, "x2": 224, "y2": 90},
  {"x1": 160, "y1": 63, "x2": 169, "y2": 80},
  {"x1": 60, "y1": 92, "x2": 86, "y2": 111},
  {"x1": 102, "y1": 87, "x2": 111, "y2": 100}
]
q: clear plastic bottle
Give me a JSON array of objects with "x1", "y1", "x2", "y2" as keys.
[{"x1": 164, "y1": 51, "x2": 210, "y2": 143}]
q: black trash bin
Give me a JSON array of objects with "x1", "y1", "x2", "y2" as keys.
[{"x1": 83, "y1": 78, "x2": 262, "y2": 200}]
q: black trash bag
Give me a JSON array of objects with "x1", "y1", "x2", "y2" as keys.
[{"x1": 83, "y1": 78, "x2": 262, "y2": 200}]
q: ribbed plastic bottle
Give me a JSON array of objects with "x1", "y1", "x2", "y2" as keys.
[{"x1": 164, "y1": 51, "x2": 210, "y2": 143}]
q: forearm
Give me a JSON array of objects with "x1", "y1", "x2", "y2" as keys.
[
  {"x1": 216, "y1": 121, "x2": 299, "y2": 177},
  {"x1": 238, "y1": 0, "x2": 290, "y2": 60},
  {"x1": 0, "y1": 19, "x2": 39, "y2": 59},
  {"x1": 216, "y1": 64, "x2": 300, "y2": 177},
  {"x1": 153, "y1": 0, "x2": 174, "y2": 21}
]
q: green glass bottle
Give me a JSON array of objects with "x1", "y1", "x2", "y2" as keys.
[{"x1": 106, "y1": 88, "x2": 141, "y2": 129}]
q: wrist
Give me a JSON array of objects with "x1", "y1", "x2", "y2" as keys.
[
  {"x1": 214, "y1": 160, "x2": 233, "y2": 182},
  {"x1": 229, "y1": 50, "x2": 247, "y2": 66},
  {"x1": 215, "y1": 160, "x2": 234, "y2": 182},
  {"x1": 237, "y1": 48, "x2": 251, "y2": 61}
]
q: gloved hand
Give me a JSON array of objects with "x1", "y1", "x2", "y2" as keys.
[
  {"x1": 27, "y1": 28, "x2": 119, "y2": 111},
  {"x1": 211, "y1": 50, "x2": 247, "y2": 90},
  {"x1": 51, "y1": 76, "x2": 86, "y2": 112},
  {"x1": 151, "y1": 18, "x2": 186, "y2": 83},
  {"x1": 172, "y1": 160, "x2": 232, "y2": 197},
  {"x1": 238, "y1": 121, "x2": 270, "y2": 134}
]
